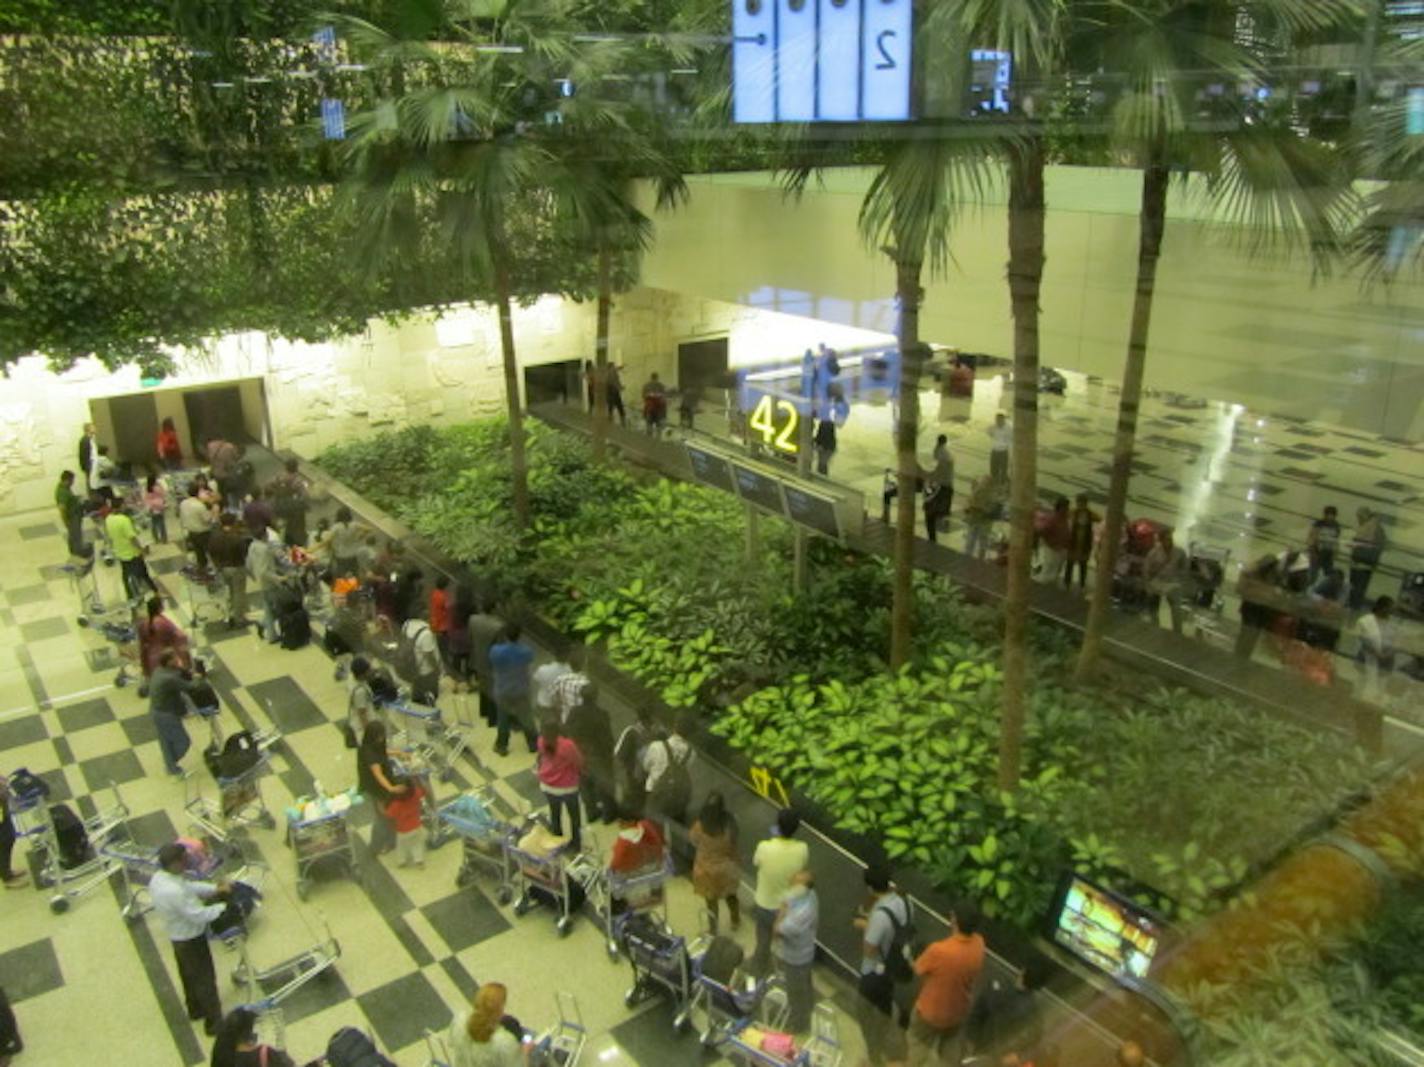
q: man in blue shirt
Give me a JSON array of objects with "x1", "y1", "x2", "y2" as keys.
[
  {"x1": 773, "y1": 868, "x2": 819, "y2": 1033},
  {"x1": 489, "y1": 623, "x2": 536, "y2": 756}
]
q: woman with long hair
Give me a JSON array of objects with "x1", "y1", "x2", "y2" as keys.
[
  {"x1": 356, "y1": 720, "x2": 407, "y2": 856},
  {"x1": 136, "y1": 595, "x2": 191, "y2": 695},
  {"x1": 689, "y1": 790, "x2": 741, "y2": 933},
  {"x1": 210, "y1": 1007, "x2": 296, "y2": 1067},
  {"x1": 447, "y1": 982, "x2": 524, "y2": 1067}
]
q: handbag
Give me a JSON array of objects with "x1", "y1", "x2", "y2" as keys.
[{"x1": 341, "y1": 722, "x2": 359, "y2": 749}]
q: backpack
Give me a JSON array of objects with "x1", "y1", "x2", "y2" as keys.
[
  {"x1": 394, "y1": 621, "x2": 429, "y2": 683},
  {"x1": 49, "y1": 804, "x2": 93, "y2": 869},
  {"x1": 875, "y1": 897, "x2": 917, "y2": 983},
  {"x1": 649, "y1": 739, "x2": 692, "y2": 815},
  {"x1": 206, "y1": 731, "x2": 261, "y2": 781},
  {"x1": 369, "y1": 669, "x2": 399, "y2": 705},
  {"x1": 325, "y1": 1027, "x2": 396, "y2": 1067},
  {"x1": 279, "y1": 604, "x2": 310, "y2": 650}
]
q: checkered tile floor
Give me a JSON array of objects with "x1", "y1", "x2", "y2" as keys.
[{"x1": 0, "y1": 515, "x2": 864, "y2": 1066}]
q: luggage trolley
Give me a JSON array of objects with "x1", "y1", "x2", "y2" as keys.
[
  {"x1": 228, "y1": 919, "x2": 342, "y2": 1011},
  {"x1": 180, "y1": 563, "x2": 228, "y2": 627},
  {"x1": 619, "y1": 914, "x2": 697, "y2": 1031},
  {"x1": 690, "y1": 946, "x2": 788, "y2": 1050},
  {"x1": 509, "y1": 833, "x2": 585, "y2": 936},
  {"x1": 100, "y1": 833, "x2": 257, "y2": 922},
  {"x1": 717, "y1": 1004, "x2": 842, "y2": 1067},
  {"x1": 37, "y1": 783, "x2": 131, "y2": 914},
  {"x1": 390, "y1": 751, "x2": 455, "y2": 852},
  {"x1": 529, "y1": 992, "x2": 588, "y2": 1067},
  {"x1": 385, "y1": 699, "x2": 463, "y2": 782},
  {"x1": 586, "y1": 858, "x2": 672, "y2": 961},
  {"x1": 186, "y1": 750, "x2": 278, "y2": 842},
  {"x1": 60, "y1": 556, "x2": 106, "y2": 626},
  {"x1": 285, "y1": 790, "x2": 363, "y2": 900},
  {"x1": 438, "y1": 789, "x2": 519, "y2": 900}
]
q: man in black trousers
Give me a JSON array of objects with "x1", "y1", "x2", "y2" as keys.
[{"x1": 149, "y1": 843, "x2": 232, "y2": 1035}]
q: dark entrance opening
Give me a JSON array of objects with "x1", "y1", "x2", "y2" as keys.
[
  {"x1": 183, "y1": 386, "x2": 248, "y2": 456},
  {"x1": 524, "y1": 359, "x2": 582, "y2": 407},
  {"x1": 677, "y1": 337, "x2": 730, "y2": 393},
  {"x1": 105, "y1": 393, "x2": 160, "y2": 469}
]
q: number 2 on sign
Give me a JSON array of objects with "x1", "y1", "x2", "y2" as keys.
[{"x1": 749, "y1": 394, "x2": 799, "y2": 453}]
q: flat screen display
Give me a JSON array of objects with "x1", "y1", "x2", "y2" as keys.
[
  {"x1": 731, "y1": 463, "x2": 787, "y2": 516},
  {"x1": 783, "y1": 484, "x2": 840, "y2": 539},
  {"x1": 1050, "y1": 874, "x2": 1163, "y2": 981},
  {"x1": 685, "y1": 444, "x2": 737, "y2": 494}
]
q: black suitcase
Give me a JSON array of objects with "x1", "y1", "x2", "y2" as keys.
[
  {"x1": 326, "y1": 1026, "x2": 396, "y2": 1067},
  {"x1": 49, "y1": 804, "x2": 92, "y2": 869},
  {"x1": 205, "y1": 731, "x2": 261, "y2": 781},
  {"x1": 279, "y1": 605, "x2": 310, "y2": 649}
]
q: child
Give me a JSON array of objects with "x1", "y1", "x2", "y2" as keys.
[
  {"x1": 385, "y1": 773, "x2": 427, "y2": 869},
  {"x1": 144, "y1": 475, "x2": 168, "y2": 543},
  {"x1": 429, "y1": 574, "x2": 451, "y2": 662}
]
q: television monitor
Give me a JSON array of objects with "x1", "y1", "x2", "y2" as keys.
[
  {"x1": 685, "y1": 443, "x2": 737, "y2": 494},
  {"x1": 731, "y1": 463, "x2": 787, "y2": 516},
  {"x1": 783, "y1": 484, "x2": 841, "y2": 540},
  {"x1": 1049, "y1": 873, "x2": 1164, "y2": 981}
]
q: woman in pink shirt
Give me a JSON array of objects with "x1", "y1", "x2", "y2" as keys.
[{"x1": 536, "y1": 720, "x2": 584, "y2": 851}]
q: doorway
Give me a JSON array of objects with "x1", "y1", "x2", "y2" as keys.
[
  {"x1": 104, "y1": 393, "x2": 160, "y2": 468},
  {"x1": 677, "y1": 337, "x2": 730, "y2": 393},
  {"x1": 524, "y1": 359, "x2": 581, "y2": 407},
  {"x1": 183, "y1": 386, "x2": 248, "y2": 455}
]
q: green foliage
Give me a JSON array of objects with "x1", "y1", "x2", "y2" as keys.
[{"x1": 319, "y1": 417, "x2": 1378, "y2": 931}]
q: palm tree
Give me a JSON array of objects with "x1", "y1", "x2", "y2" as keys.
[
  {"x1": 1073, "y1": 0, "x2": 1357, "y2": 682},
  {"x1": 337, "y1": 0, "x2": 598, "y2": 530}
]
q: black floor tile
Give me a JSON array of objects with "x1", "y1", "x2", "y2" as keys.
[
  {"x1": 1343, "y1": 446, "x2": 1386, "y2": 457},
  {"x1": 126, "y1": 809, "x2": 180, "y2": 847},
  {"x1": 357, "y1": 971, "x2": 453, "y2": 1053},
  {"x1": 1274, "y1": 449, "x2": 1318, "y2": 461},
  {"x1": 1376, "y1": 479, "x2": 1411, "y2": 492},
  {"x1": 18, "y1": 523, "x2": 58, "y2": 542},
  {"x1": 1251, "y1": 483, "x2": 1285, "y2": 496},
  {"x1": 36, "y1": 767, "x2": 71, "y2": 803},
  {"x1": 0, "y1": 714, "x2": 48, "y2": 750},
  {"x1": 55, "y1": 698, "x2": 116, "y2": 734},
  {"x1": 439, "y1": 956, "x2": 479, "y2": 1004},
  {"x1": 261, "y1": 964, "x2": 351, "y2": 1027},
  {"x1": 0, "y1": 939, "x2": 64, "y2": 1001},
  {"x1": 0, "y1": 608, "x2": 14, "y2": 627},
  {"x1": 201, "y1": 621, "x2": 254, "y2": 645},
  {"x1": 20, "y1": 616, "x2": 69, "y2": 642},
  {"x1": 503, "y1": 768, "x2": 544, "y2": 807},
  {"x1": 148, "y1": 555, "x2": 188, "y2": 575},
  {"x1": 608, "y1": 1001, "x2": 697, "y2": 1064},
  {"x1": 79, "y1": 749, "x2": 146, "y2": 792},
  {"x1": 245, "y1": 677, "x2": 328, "y2": 734},
  {"x1": 52, "y1": 736, "x2": 74, "y2": 766},
  {"x1": 1279, "y1": 466, "x2": 1322, "y2": 480},
  {"x1": 120, "y1": 714, "x2": 159, "y2": 747},
  {"x1": 422, "y1": 887, "x2": 511, "y2": 954},
  {"x1": 4, "y1": 584, "x2": 52, "y2": 606}
]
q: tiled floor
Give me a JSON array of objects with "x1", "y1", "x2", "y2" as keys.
[{"x1": 0, "y1": 515, "x2": 866, "y2": 1066}]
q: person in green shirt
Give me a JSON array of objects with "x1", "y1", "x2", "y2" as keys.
[
  {"x1": 55, "y1": 470, "x2": 87, "y2": 558},
  {"x1": 105, "y1": 500, "x2": 158, "y2": 601}
]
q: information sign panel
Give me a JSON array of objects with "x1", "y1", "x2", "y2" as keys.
[
  {"x1": 731, "y1": 463, "x2": 788, "y2": 516},
  {"x1": 783, "y1": 485, "x2": 841, "y2": 539},
  {"x1": 686, "y1": 444, "x2": 737, "y2": 494}
]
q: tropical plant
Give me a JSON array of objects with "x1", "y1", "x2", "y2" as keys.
[{"x1": 1074, "y1": 0, "x2": 1359, "y2": 680}]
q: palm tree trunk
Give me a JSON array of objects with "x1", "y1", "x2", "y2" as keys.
[
  {"x1": 889, "y1": 256, "x2": 925, "y2": 671},
  {"x1": 999, "y1": 135, "x2": 1047, "y2": 792},
  {"x1": 494, "y1": 257, "x2": 531, "y2": 530},
  {"x1": 1075, "y1": 151, "x2": 1169, "y2": 683},
  {"x1": 591, "y1": 243, "x2": 612, "y2": 461}
]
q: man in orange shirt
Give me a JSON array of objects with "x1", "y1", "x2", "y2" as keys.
[{"x1": 907, "y1": 899, "x2": 986, "y2": 1066}]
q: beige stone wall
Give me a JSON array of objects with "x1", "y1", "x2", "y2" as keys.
[{"x1": 0, "y1": 287, "x2": 869, "y2": 517}]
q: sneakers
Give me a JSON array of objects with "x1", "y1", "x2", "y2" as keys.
[
  {"x1": 3, "y1": 872, "x2": 28, "y2": 889},
  {"x1": 492, "y1": 745, "x2": 509, "y2": 758}
]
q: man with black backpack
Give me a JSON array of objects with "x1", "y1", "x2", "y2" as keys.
[
  {"x1": 642, "y1": 712, "x2": 694, "y2": 828},
  {"x1": 855, "y1": 865, "x2": 913, "y2": 1067}
]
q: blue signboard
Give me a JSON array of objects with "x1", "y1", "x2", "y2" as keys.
[
  {"x1": 1409, "y1": 86, "x2": 1424, "y2": 136},
  {"x1": 321, "y1": 98, "x2": 346, "y2": 140},
  {"x1": 732, "y1": 0, "x2": 913, "y2": 124}
]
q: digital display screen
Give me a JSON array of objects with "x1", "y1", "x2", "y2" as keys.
[
  {"x1": 1051, "y1": 874, "x2": 1163, "y2": 981},
  {"x1": 969, "y1": 49, "x2": 1012, "y2": 114},
  {"x1": 1408, "y1": 87, "x2": 1424, "y2": 136},
  {"x1": 732, "y1": 463, "x2": 787, "y2": 516},
  {"x1": 783, "y1": 485, "x2": 840, "y2": 539},
  {"x1": 686, "y1": 444, "x2": 737, "y2": 494},
  {"x1": 732, "y1": 0, "x2": 913, "y2": 124}
]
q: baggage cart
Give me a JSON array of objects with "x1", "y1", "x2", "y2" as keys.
[
  {"x1": 285, "y1": 793, "x2": 362, "y2": 900},
  {"x1": 60, "y1": 556, "x2": 106, "y2": 626},
  {"x1": 529, "y1": 992, "x2": 588, "y2": 1067},
  {"x1": 438, "y1": 789, "x2": 519, "y2": 900},
  {"x1": 619, "y1": 914, "x2": 696, "y2": 1031},
  {"x1": 584, "y1": 857, "x2": 672, "y2": 961},
  {"x1": 385, "y1": 699, "x2": 464, "y2": 782},
  {"x1": 690, "y1": 945, "x2": 788, "y2": 1049},
  {"x1": 509, "y1": 832, "x2": 584, "y2": 936},
  {"x1": 100, "y1": 832, "x2": 255, "y2": 921},
  {"x1": 389, "y1": 751, "x2": 455, "y2": 852},
  {"x1": 229, "y1": 919, "x2": 342, "y2": 1010},
  {"x1": 36, "y1": 783, "x2": 130, "y2": 914},
  {"x1": 186, "y1": 750, "x2": 277, "y2": 841},
  {"x1": 717, "y1": 1003, "x2": 842, "y2": 1067},
  {"x1": 180, "y1": 563, "x2": 228, "y2": 628}
]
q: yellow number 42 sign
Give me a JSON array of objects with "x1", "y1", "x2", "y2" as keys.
[{"x1": 748, "y1": 394, "x2": 800, "y2": 454}]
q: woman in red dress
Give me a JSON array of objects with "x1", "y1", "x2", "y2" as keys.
[
  {"x1": 137, "y1": 595, "x2": 191, "y2": 693},
  {"x1": 155, "y1": 417, "x2": 183, "y2": 470}
]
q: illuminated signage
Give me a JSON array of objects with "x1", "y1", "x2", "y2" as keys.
[
  {"x1": 748, "y1": 394, "x2": 801, "y2": 454},
  {"x1": 732, "y1": 0, "x2": 914, "y2": 124}
]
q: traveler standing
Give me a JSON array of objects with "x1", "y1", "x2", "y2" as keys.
[
  {"x1": 467, "y1": 600, "x2": 506, "y2": 727},
  {"x1": 987, "y1": 413, "x2": 1011, "y2": 485},
  {"x1": 0, "y1": 775, "x2": 29, "y2": 888},
  {"x1": 750, "y1": 809, "x2": 810, "y2": 976},
  {"x1": 964, "y1": 477, "x2": 996, "y2": 560},
  {"x1": 1348, "y1": 507, "x2": 1386, "y2": 611},
  {"x1": 489, "y1": 625, "x2": 536, "y2": 756},
  {"x1": 242, "y1": 488, "x2": 275, "y2": 541},
  {"x1": 245, "y1": 534, "x2": 283, "y2": 644},
  {"x1": 144, "y1": 475, "x2": 169, "y2": 544},
  {"x1": 923, "y1": 435, "x2": 954, "y2": 543},
  {"x1": 401, "y1": 610, "x2": 443, "y2": 706},
  {"x1": 532, "y1": 649, "x2": 571, "y2": 721},
  {"x1": 209, "y1": 514, "x2": 251, "y2": 629},
  {"x1": 855, "y1": 866, "x2": 911, "y2": 1067},
  {"x1": 642, "y1": 713, "x2": 694, "y2": 828},
  {"x1": 77, "y1": 423, "x2": 98, "y2": 491},
  {"x1": 137, "y1": 596, "x2": 192, "y2": 694},
  {"x1": 536, "y1": 720, "x2": 584, "y2": 851},
  {"x1": 551, "y1": 645, "x2": 590, "y2": 722},
  {"x1": 1038, "y1": 498, "x2": 1071, "y2": 585},
  {"x1": 613, "y1": 706, "x2": 662, "y2": 812},
  {"x1": 565, "y1": 682, "x2": 616, "y2": 823},
  {"x1": 107, "y1": 500, "x2": 159, "y2": 601},
  {"x1": 1064, "y1": 494, "x2": 1098, "y2": 590},
  {"x1": 907, "y1": 899, "x2": 986, "y2": 1066},
  {"x1": 1356, "y1": 596, "x2": 1397, "y2": 705},
  {"x1": 151, "y1": 841, "x2": 232, "y2": 1036},
  {"x1": 446, "y1": 982, "x2": 524, "y2": 1067},
  {"x1": 179, "y1": 483, "x2": 216, "y2": 571},
  {"x1": 210, "y1": 1006, "x2": 298, "y2": 1067},
  {"x1": 346, "y1": 656, "x2": 378, "y2": 745},
  {"x1": 55, "y1": 470, "x2": 87, "y2": 558},
  {"x1": 689, "y1": 791, "x2": 741, "y2": 934},
  {"x1": 266, "y1": 458, "x2": 310, "y2": 548},
  {"x1": 1306, "y1": 505, "x2": 1342, "y2": 580},
  {"x1": 206, "y1": 437, "x2": 240, "y2": 506},
  {"x1": 641, "y1": 373, "x2": 668, "y2": 435},
  {"x1": 1143, "y1": 528, "x2": 1188, "y2": 634},
  {"x1": 155, "y1": 417, "x2": 182, "y2": 471},
  {"x1": 324, "y1": 506, "x2": 363, "y2": 578},
  {"x1": 428, "y1": 575, "x2": 452, "y2": 664},
  {"x1": 774, "y1": 869, "x2": 818, "y2": 1034},
  {"x1": 814, "y1": 418, "x2": 838, "y2": 477},
  {"x1": 606, "y1": 364, "x2": 627, "y2": 428},
  {"x1": 149, "y1": 651, "x2": 207, "y2": 778},
  {"x1": 1233, "y1": 554, "x2": 1282, "y2": 661},
  {"x1": 357, "y1": 720, "x2": 407, "y2": 856}
]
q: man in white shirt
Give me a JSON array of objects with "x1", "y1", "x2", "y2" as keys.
[
  {"x1": 1356, "y1": 596, "x2": 1397, "y2": 705},
  {"x1": 532, "y1": 653, "x2": 571, "y2": 718},
  {"x1": 402, "y1": 614, "x2": 442, "y2": 705},
  {"x1": 551, "y1": 645, "x2": 591, "y2": 723},
  {"x1": 987, "y1": 413, "x2": 1012, "y2": 485},
  {"x1": 751, "y1": 808, "x2": 810, "y2": 975},
  {"x1": 177, "y1": 483, "x2": 215, "y2": 570},
  {"x1": 150, "y1": 842, "x2": 232, "y2": 1035},
  {"x1": 246, "y1": 535, "x2": 283, "y2": 644},
  {"x1": 641, "y1": 715, "x2": 693, "y2": 825}
]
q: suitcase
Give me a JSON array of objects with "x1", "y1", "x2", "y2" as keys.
[
  {"x1": 205, "y1": 731, "x2": 261, "y2": 780},
  {"x1": 49, "y1": 804, "x2": 92, "y2": 869},
  {"x1": 278, "y1": 605, "x2": 310, "y2": 650}
]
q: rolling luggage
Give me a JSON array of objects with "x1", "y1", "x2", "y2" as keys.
[
  {"x1": 204, "y1": 731, "x2": 261, "y2": 780},
  {"x1": 278, "y1": 604, "x2": 310, "y2": 649},
  {"x1": 326, "y1": 1026, "x2": 396, "y2": 1067},
  {"x1": 49, "y1": 804, "x2": 92, "y2": 869}
]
